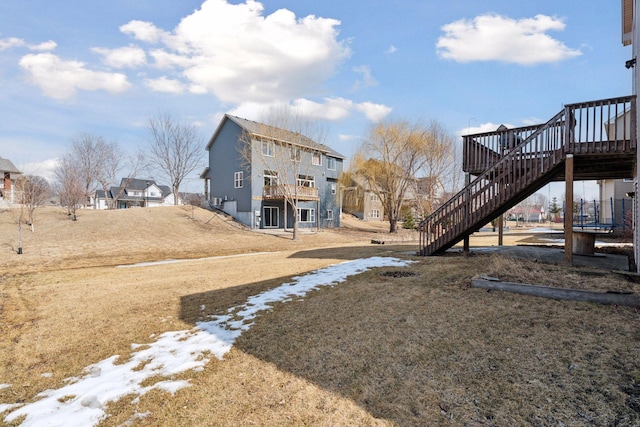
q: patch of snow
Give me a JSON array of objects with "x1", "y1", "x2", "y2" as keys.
[
  {"x1": 40, "y1": 373, "x2": 52, "y2": 378},
  {"x1": 527, "y1": 227, "x2": 563, "y2": 233},
  {"x1": 0, "y1": 384, "x2": 10, "y2": 390},
  {"x1": 2, "y1": 256, "x2": 413, "y2": 427},
  {"x1": 0, "y1": 403, "x2": 20, "y2": 414}
]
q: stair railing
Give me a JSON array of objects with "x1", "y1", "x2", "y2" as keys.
[{"x1": 419, "y1": 95, "x2": 635, "y2": 256}]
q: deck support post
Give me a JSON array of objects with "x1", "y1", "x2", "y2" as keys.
[
  {"x1": 564, "y1": 154, "x2": 574, "y2": 264},
  {"x1": 463, "y1": 173, "x2": 471, "y2": 254},
  {"x1": 498, "y1": 215, "x2": 504, "y2": 246}
]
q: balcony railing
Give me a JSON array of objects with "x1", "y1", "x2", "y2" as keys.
[
  {"x1": 463, "y1": 95, "x2": 636, "y2": 176},
  {"x1": 263, "y1": 185, "x2": 318, "y2": 200}
]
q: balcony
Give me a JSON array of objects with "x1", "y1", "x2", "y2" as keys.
[{"x1": 263, "y1": 185, "x2": 318, "y2": 201}]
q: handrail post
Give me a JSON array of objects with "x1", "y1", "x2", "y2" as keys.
[
  {"x1": 564, "y1": 154, "x2": 574, "y2": 264},
  {"x1": 563, "y1": 105, "x2": 573, "y2": 153}
]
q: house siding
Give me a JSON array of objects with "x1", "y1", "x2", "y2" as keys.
[
  {"x1": 205, "y1": 115, "x2": 343, "y2": 230},
  {"x1": 207, "y1": 120, "x2": 253, "y2": 215}
]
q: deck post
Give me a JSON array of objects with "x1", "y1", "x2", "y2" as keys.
[
  {"x1": 564, "y1": 154, "x2": 574, "y2": 264},
  {"x1": 463, "y1": 173, "x2": 471, "y2": 254},
  {"x1": 498, "y1": 214, "x2": 504, "y2": 246}
]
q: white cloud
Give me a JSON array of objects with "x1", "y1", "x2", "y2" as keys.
[
  {"x1": 351, "y1": 65, "x2": 377, "y2": 91},
  {"x1": 522, "y1": 116, "x2": 545, "y2": 126},
  {"x1": 30, "y1": 40, "x2": 57, "y2": 51},
  {"x1": 293, "y1": 97, "x2": 353, "y2": 120},
  {"x1": 0, "y1": 37, "x2": 26, "y2": 50},
  {"x1": 120, "y1": 20, "x2": 165, "y2": 43},
  {"x1": 354, "y1": 101, "x2": 392, "y2": 122},
  {"x1": 144, "y1": 76, "x2": 186, "y2": 93},
  {"x1": 338, "y1": 134, "x2": 360, "y2": 141},
  {"x1": 92, "y1": 45, "x2": 147, "y2": 68},
  {"x1": 459, "y1": 122, "x2": 512, "y2": 136},
  {"x1": 385, "y1": 45, "x2": 397, "y2": 54},
  {"x1": 436, "y1": 14, "x2": 582, "y2": 65},
  {"x1": 0, "y1": 37, "x2": 56, "y2": 51},
  {"x1": 19, "y1": 53, "x2": 131, "y2": 100},
  {"x1": 22, "y1": 158, "x2": 60, "y2": 182},
  {"x1": 121, "y1": 0, "x2": 351, "y2": 104}
]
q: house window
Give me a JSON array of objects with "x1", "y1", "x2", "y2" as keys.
[
  {"x1": 297, "y1": 208, "x2": 316, "y2": 223},
  {"x1": 290, "y1": 147, "x2": 301, "y2": 162},
  {"x1": 234, "y1": 171, "x2": 243, "y2": 188},
  {"x1": 327, "y1": 209, "x2": 334, "y2": 220},
  {"x1": 370, "y1": 209, "x2": 380, "y2": 219},
  {"x1": 327, "y1": 157, "x2": 336, "y2": 170},
  {"x1": 264, "y1": 170, "x2": 278, "y2": 186},
  {"x1": 297, "y1": 175, "x2": 315, "y2": 187},
  {"x1": 370, "y1": 192, "x2": 376, "y2": 201},
  {"x1": 331, "y1": 183, "x2": 337, "y2": 195},
  {"x1": 262, "y1": 140, "x2": 274, "y2": 157},
  {"x1": 312, "y1": 152, "x2": 322, "y2": 166}
]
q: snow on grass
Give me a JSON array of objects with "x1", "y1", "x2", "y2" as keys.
[{"x1": 2, "y1": 256, "x2": 414, "y2": 427}]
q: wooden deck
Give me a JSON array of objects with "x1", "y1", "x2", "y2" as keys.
[
  {"x1": 419, "y1": 95, "x2": 636, "y2": 256},
  {"x1": 263, "y1": 184, "x2": 319, "y2": 201}
]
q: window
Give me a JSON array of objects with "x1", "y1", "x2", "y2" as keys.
[
  {"x1": 312, "y1": 152, "x2": 322, "y2": 166},
  {"x1": 327, "y1": 209, "x2": 334, "y2": 220},
  {"x1": 234, "y1": 171, "x2": 243, "y2": 188},
  {"x1": 290, "y1": 147, "x2": 301, "y2": 162},
  {"x1": 262, "y1": 140, "x2": 274, "y2": 157},
  {"x1": 327, "y1": 157, "x2": 336, "y2": 170},
  {"x1": 263, "y1": 206, "x2": 279, "y2": 228},
  {"x1": 331, "y1": 183, "x2": 337, "y2": 195},
  {"x1": 264, "y1": 170, "x2": 278, "y2": 186},
  {"x1": 370, "y1": 192, "x2": 377, "y2": 201},
  {"x1": 297, "y1": 208, "x2": 316, "y2": 223},
  {"x1": 370, "y1": 209, "x2": 380, "y2": 219},
  {"x1": 297, "y1": 175, "x2": 315, "y2": 187}
]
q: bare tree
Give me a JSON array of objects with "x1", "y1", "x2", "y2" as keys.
[
  {"x1": 15, "y1": 175, "x2": 50, "y2": 231},
  {"x1": 146, "y1": 113, "x2": 204, "y2": 205},
  {"x1": 68, "y1": 133, "x2": 107, "y2": 206},
  {"x1": 55, "y1": 154, "x2": 85, "y2": 220},
  {"x1": 238, "y1": 106, "x2": 326, "y2": 240},
  {"x1": 353, "y1": 119, "x2": 454, "y2": 233}
]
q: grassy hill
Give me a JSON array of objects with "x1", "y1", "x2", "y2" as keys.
[{"x1": 1, "y1": 205, "x2": 639, "y2": 426}]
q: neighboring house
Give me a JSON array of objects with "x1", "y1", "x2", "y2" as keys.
[
  {"x1": 93, "y1": 178, "x2": 180, "y2": 209},
  {"x1": 598, "y1": 178, "x2": 634, "y2": 234},
  {"x1": 508, "y1": 206, "x2": 546, "y2": 224},
  {"x1": 201, "y1": 114, "x2": 344, "y2": 229},
  {"x1": 0, "y1": 157, "x2": 22, "y2": 204},
  {"x1": 342, "y1": 174, "x2": 385, "y2": 221}
]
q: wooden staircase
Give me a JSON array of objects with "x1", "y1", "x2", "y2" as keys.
[{"x1": 419, "y1": 95, "x2": 636, "y2": 256}]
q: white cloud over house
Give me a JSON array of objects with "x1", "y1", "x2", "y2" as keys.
[
  {"x1": 19, "y1": 53, "x2": 131, "y2": 100},
  {"x1": 11, "y1": 0, "x2": 388, "y2": 123},
  {"x1": 122, "y1": 0, "x2": 351, "y2": 105},
  {"x1": 436, "y1": 14, "x2": 582, "y2": 65}
]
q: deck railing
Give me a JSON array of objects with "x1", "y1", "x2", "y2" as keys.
[
  {"x1": 463, "y1": 95, "x2": 636, "y2": 176},
  {"x1": 263, "y1": 184, "x2": 318, "y2": 200},
  {"x1": 420, "y1": 95, "x2": 636, "y2": 256}
]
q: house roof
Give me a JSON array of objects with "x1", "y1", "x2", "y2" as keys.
[
  {"x1": 120, "y1": 177, "x2": 158, "y2": 191},
  {"x1": 0, "y1": 157, "x2": 22, "y2": 174},
  {"x1": 206, "y1": 114, "x2": 345, "y2": 159}
]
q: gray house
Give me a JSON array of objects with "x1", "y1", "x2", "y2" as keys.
[{"x1": 201, "y1": 114, "x2": 344, "y2": 230}]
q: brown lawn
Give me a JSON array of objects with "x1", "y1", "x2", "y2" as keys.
[{"x1": 0, "y1": 206, "x2": 639, "y2": 426}]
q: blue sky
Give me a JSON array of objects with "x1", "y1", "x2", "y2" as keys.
[{"x1": 0, "y1": 0, "x2": 632, "y2": 197}]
